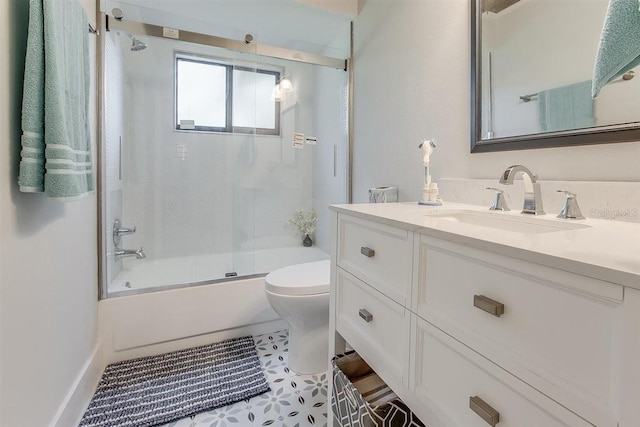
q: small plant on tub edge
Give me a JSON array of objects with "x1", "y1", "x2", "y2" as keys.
[{"x1": 289, "y1": 208, "x2": 318, "y2": 237}]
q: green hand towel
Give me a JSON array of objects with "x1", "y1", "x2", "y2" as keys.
[
  {"x1": 18, "y1": 0, "x2": 93, "y2": 200},
  {"x1": 592, "y1": 0, "x2": 640, "y2": 98},
  {"x1": 43, "y1": 0, "x2": 93, "y2": 199},
  {"x1": 539, "y1": 81, "x2": 596, "y2": 133},
  {"x1": 18, "y1": 0, "x2": 45, "y2": 192}
]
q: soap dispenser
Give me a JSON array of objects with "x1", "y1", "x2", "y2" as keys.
[{"x1": 418, "y1": 139, "x2": 442, "y2": 206}]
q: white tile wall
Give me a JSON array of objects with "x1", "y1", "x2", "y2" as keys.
[{"x1": 108, "y1": 34, "x2": 347, "y2": 271}]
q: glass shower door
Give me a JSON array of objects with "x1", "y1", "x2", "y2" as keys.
[{"x1": 100, "y1": 5, "x2": 350, "y2": 297}]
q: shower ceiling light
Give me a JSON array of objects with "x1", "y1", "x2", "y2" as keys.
[
  {"x1": 271, "y1": 84, "x2": 284, "y2": 102},
  {"x1": 271, "y1": 77, "x2": 294, "y2": 102},
  {"x1": 279, "y1": 78, "x2": 294, "y2": 93}
]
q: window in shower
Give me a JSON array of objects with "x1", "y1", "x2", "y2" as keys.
[{"x1": 175, "y1": 55, "x2": 281, "y2": 135}]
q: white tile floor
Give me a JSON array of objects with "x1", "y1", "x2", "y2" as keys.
[{"x1": 163, "y1": 330, "x2": 329, "y2": 427}]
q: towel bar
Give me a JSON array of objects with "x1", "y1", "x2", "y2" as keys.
[{"x1": 520, "y1": 71, "x2": 634, "y2": 102}]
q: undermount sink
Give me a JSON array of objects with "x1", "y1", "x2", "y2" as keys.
[{"x1": 421, "y1": 209, "x2": 591, "y2": 234}]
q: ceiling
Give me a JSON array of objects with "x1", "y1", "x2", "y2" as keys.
[{"x1": 102, "y1": 0, "x2": 355, "y2": 56}]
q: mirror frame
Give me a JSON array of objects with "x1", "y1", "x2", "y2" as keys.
[{"x1": 470, "y1": 0, "x2": 640, "y2": 153}]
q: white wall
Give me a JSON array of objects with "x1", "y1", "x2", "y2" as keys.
[
  {"x1": 352, "y1": 0, "x2": 640, "y2": 206},
  {"x1": 0, "y1": 0, "x2": 100, "y2": 426}
]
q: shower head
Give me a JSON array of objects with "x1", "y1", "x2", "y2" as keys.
[
  {"x1": 130, "y1": 37, "x2": 147, "y2": 51},
  {"x1": 125, "y1": 33, "x2": 147, "y2": 51}
]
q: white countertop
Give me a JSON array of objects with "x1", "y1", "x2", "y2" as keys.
[{"x1": 331, "y1": 202, "x2": 640, "y2": 289}]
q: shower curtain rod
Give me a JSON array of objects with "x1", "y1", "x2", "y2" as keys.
[
  {"x1": 106, "y1": 15, "x2": 348, "y2": 71},
  {"x1": 519, "y1": 70, "x2": 635, "y2": 102}
]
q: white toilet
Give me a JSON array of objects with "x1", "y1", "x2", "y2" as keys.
[{"x1": 264, "y1": 259, "x2": 330, "y2": 374}]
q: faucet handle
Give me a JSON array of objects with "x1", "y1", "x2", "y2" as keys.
[
  {"x1": 557, "y1": 190, "x2": 585, "y2": 220},
  {"x1": 113, "y1": 219, "x2": 137, "y2": 247},
  {"x1": 114, "y1": 222, "x2": 136, "y2": 236},
  {"x1": 557, "y1": 190, "x2": 576, "y2": 198},
  {"x1": 486, "y1": 187, "x2": 510, "y2": 211}
]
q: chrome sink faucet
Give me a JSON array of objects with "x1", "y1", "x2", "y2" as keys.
[{"x1": 498, "y1": 165, "x2": 545, "y2": 215}]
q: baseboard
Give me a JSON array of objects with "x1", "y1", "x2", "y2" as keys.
[{"x1": 49, "y1": 340, "x2": 104, "y2": 427}]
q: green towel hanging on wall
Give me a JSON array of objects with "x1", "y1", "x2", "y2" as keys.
[
  {"x1": 539, "y1": 81, "x2": 596, "y2": 133},
  {"x1": 18, "y1": 0, "x2": 94, "y2": 200}
]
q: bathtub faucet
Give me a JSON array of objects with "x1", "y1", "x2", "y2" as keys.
[{"x1": 115, "y1": 247, "x2": 146, "y2": 260}]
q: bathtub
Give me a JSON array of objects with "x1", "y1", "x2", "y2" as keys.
[
  {"x1": 109, "y1": 245, "x2": 329, "y2": 294},
  {"x1": 99, "y1": 245, "x2": 329, "y2": 363}
]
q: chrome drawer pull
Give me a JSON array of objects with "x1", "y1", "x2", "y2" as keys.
[
  {"x1": 359, "y1": 308, "x2": 373, "y2": 323},
  {"x1": 360, "y1": 246, "x2": 375, "y2": 257},
  {"x1": 470, "y1": 396, "x2": 500, "y2": 426},
  {"x1": 474, "y1": 295, "x2": 505, "y2": 317}
]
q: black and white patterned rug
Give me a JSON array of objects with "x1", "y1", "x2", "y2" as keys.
[{"x1": 79, "y1": 336, "x2": 270, "y2": 427}]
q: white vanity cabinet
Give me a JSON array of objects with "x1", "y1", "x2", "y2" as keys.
[
  {"x1": 329, "y1": 206, "x2": 640, "y2": 427},
  {"x1": 336, "y1": 214, "x2": 413, "y2": 306}
]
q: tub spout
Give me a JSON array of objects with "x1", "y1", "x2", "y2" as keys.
[{"x1": 115, "y1": 247, "x2": 146, "y2": 260}]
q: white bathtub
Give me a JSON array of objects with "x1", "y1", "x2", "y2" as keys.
[
  {"x1": 100, "y1": 245, "x2": 329, "y2": 363},
  {"x1": 109, "y1": 245, "x2": 329, "y2": 294}
]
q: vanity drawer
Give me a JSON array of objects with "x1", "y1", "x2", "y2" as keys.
[
  {"x1": 413, "y1": 237, "x2": 621, "y2": 427},
  {"x1": 337, "y1": 214, "x2": 413, "y2": 305},
  {"x1": 410, "y1": 315, "x2": 593, "y2": 427},
  {"x1": 335, "y1": 268, "x2": 409, "y2": 388}
]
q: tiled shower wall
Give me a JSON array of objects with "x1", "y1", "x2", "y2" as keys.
[{"x1": 115, "y1": 34, "x2": 333, "y2": 265}]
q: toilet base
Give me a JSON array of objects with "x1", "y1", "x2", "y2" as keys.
[
  {"x1": 287, "y1": 323, "x2": 329, "y2": 375},
  {"x1": 264, "y1": 282, "x2": 330, "y2": 376}
]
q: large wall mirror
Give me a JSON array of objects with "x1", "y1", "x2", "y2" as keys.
[{"x1": 471, "y1": 0, "x2": 640, "y2": 152}]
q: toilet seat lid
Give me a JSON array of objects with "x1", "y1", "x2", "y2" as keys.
[{"x1": 265, "y1": 260, "x2": 330, "y2": 296}]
